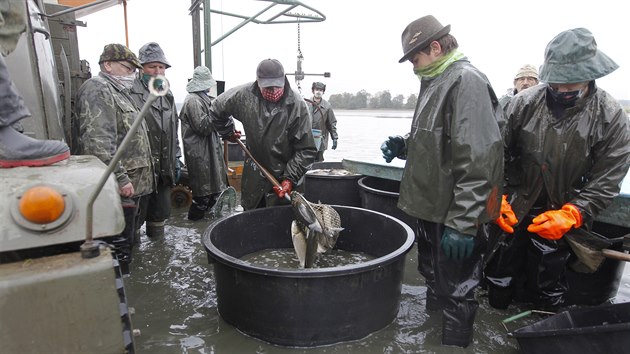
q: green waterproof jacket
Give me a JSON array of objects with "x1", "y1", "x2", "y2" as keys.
[
  {"x1": 307, "y1": 98, "x2": 338, "y2": 151},
  {"x1": 75, "y1": 72, "x2": 154, "y2": 197},
  {"x1": 504, "y1": 83, "x2": 630, "y2": 223},
  {"x1": 210, "y1": 80, "x2": 317, "y2": 210},
  {"x1": 130, "y1": 78, "x2": 181, "y2": 186},
  {"x1": 398, "y1": 59, "x2": 504, "y2": 236},
  {"x1": 179, "y1": 92, "x2": 228, "y2": 197}
]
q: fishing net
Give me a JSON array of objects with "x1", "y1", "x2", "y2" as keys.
[{"x1": 565, "y1": 228, "x2": 612, "y2": 273}]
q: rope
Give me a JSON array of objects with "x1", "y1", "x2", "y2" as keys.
[{"x1": 296, "y1": 18, "x2": 303, "y2": 92}]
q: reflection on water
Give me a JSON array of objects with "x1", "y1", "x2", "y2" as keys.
[
  {"x1": 126, "y1": 110, "x2": 630, "y2": 354},
  {"x1": 241, "y1": 248, "x2": 376, "y2": 269}
]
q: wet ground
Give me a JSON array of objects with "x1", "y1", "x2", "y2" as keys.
[{"x1": 125, "y1": 203, "x2": 630, "y2": 354}]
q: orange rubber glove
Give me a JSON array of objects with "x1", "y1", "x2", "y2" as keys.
[
  {"x1": 495, "y1": 194, "x2": 518, "y2": 233},
  {"x1": 273, "y1": 179, "x2": 293, "y2": 199},
  {"x1": 527, "y1": 203, "x2": 583, "y2": 240}
]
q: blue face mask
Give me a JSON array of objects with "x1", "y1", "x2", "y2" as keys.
[{"x1": 548, "y1": 87, "x2": 583, "y2": 106}]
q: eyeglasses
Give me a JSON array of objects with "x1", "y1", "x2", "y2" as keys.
[{"x1": 115, "y1": 61, "x2": 135, "y2": 74}]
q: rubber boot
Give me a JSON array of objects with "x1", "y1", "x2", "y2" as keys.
[
  {"x1": 113, "y1": 204, "x2": 137, "y2": 274},
  {"x1": 146, "y1": 220, "x2": 165, "y2": 239},
  {"x1": 442, "y1": 323, "x2": 473, "y2": 348},
  {"x1": 188, "y1": 195, "x2": 211, "y2": 221},
  {"x1": 0, "y1": 125, "x2": 70, "y2": 168}
]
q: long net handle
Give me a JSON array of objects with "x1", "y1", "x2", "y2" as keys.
[{"x1": 235, "y1": 139, "x2": 282, "y2": 188}]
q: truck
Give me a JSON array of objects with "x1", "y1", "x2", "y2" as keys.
[{"x1": 0, "y1": 1, "x2": 140, "y2": 352}]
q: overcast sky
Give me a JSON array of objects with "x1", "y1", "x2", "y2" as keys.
[{"x1": 75, "y1": 0, "x2": 630, "y2": 102}]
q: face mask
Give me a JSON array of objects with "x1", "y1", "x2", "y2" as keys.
[
  {"x1": 117, "y1": 74, "x2": 136, "y2": 89},
  {"x1": 548, "y1": 87, "x2": 583, "y2": 106},
  {"x1": 261, "y1": 87, "x2": 284, "y2": 102},
  {"x1": 313, "y1": 90, "x2": 324, "y2": 99},
  {"x1": 141, "y1": 73, "x2": 152, "y2": 85}
]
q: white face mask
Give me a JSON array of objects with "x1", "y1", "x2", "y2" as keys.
[
  {"x1": 314, "y1": 90, "x2": 324, "y2": 99},
  {"x1": 117, "y1": 74, "x2": 136, "y2": 89}
]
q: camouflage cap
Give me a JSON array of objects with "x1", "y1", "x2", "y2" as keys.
[
  {"x1": 514, "y1": 64, "x2": 539, "y2": 80},
  {"x1": 138, "y1": 42, "x2": 171, "y2": 68},
  {"x1": 539, "y1": 28, "x2": 618, "y2": 84},
  {"x1": 98, "y1": 43, "x2": 142, "y2": 69}
]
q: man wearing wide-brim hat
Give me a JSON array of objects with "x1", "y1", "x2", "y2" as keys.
[
  {"x1": 129, "y1": 42, "x2": 182, "y2": 241},
  {"x1": 380, "y1": 15, "x2": 506, "y2": 348},
  {"x1": 179, "y1": 66, "x2": 228, "y2": 220},
  {"x1": 486, "y1": 28, "x2": 630, "y2": 313}
]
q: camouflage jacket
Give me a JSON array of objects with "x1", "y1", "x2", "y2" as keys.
[
  {"x1": 75, "y1": 72, "x2": 154, "y2": 196},
  {"x1": 179, "y1": 92, "x2": 228, "y2": 197},
  {"x1": 130, "y1": 77, "x2": 181, "y2": 185},
  {"x1": 307, "y1": 97, "x2": 338, "y2": 151},
  {"x1": 210, "y1": 79, "x2": 317, "y2": 210}
]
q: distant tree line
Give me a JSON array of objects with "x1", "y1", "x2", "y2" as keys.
[{"x1": 328, "y1": 90, "x2": 417, "y2": 110}]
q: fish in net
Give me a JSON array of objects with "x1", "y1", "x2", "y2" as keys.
[{"x1": 290, "y1": 192, "x2": 343, "y2": 268}]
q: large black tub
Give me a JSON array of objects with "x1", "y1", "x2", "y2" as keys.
[
  {"x1": 202, "y1": 205, "x2": 415, "y2": 347},
  {"x1": 304, "y1": 162, "x2": 363, "y2": 207},
  {"x1": 358, "y1": 176, "x2": 417, "y2": 232}
]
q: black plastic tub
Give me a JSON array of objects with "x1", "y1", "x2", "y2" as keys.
[
  {"x1": 511, "y1": 302, "x2": 630, "y2": 354},
  {"x1": 201, "y1": 205, "x2": 415, "y2": 347},
  {"x1": 304, "y1": 162, "x2": 363, "y2": 207},
  {"x1": 357, "y1": 176, "x2": 416, "y2": 232},
  {"x1": 566, "y1": 221, "x2": 629, "y2": 305}
]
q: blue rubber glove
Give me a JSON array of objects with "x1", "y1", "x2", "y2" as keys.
[
  {"x1": 174, "y1": 159, "x2": 182, "y2": 184},
  {"x1": 440, "y1": 227, "x2": 474, "y2": 261},
  {"x1": 331, "y1": 139, "x2": 338, "y2": 150},
  {"x1": 380, "y1": 135, "x2": 405, "y2": 163}
]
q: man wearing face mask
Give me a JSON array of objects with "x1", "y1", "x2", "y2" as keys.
[
  {"x1": 75, "y1": 43, "x2": 153, "y2": 272},
  {"x1": 129, "y1": 42, "x2": 182, "y2": 240},
  {"x1": 380, "y1": 15, "x2": 505, "y2": 348},
  {"x1": 179, "y1": 66, "x2": 228, "y2": 220},
  {"x1": 210, "y1": 58, "x2": 317, "y2": 210},
  {"x1": 305, "y1": 82, "x2": 338, "y2": 162},
  {"x1": 485, "y1": 28, "x2": 630, "y2": 311}
]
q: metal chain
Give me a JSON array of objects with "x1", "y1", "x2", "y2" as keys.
[{"x1": 296, "y1": 18, "x2": 303, "y2": 92}]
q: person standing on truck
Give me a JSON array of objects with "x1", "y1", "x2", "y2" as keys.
[
  {"x1": 380, "y1": 15, "x2": 506, "y2": 348},
  {"x1": 179, "y1": 65, "x2": 229, "y2": 220},
  {"x1": 0, "y1": 0, "x2": 69, "y2": 168},
  {"x1": 305, "y1": 82, "x2": 338, "y2": 162},
  {"x1": 485, "y1": 28, "x2": 630, "y2": 311},
  {"x1": 75, "y1": 43, "x2": 154, "y2": 271},
  {"x1": 130, "y1": 42, "x2": 181, "y2": 239},
  {"x1": 210, "y1": 58, "x2": 317, "y2": 210}
]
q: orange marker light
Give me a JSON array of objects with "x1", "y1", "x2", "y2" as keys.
[{"x1": 18, "y1": 186, "x2": 65, "y2": 224}]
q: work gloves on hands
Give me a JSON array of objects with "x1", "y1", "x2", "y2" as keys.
[
  {"x1": 440, "y1": 227, "x2": 475, "y2": 262},
  {"x1": 495, "y1": 195, "x2": 518, "y2": 233},
  {"x1": 380, "y1": 135, "x2": 406, "y2": 163},
  {"x1": 527, "y1": 203, "x2": 583, "y2": 240},
  {"x1": 273, "y1": 179, "x2": 293, "y2": 199},
  {"x1": 225, "y1": 130, "x2": 242, "y2": 143},
  {"x1": 332, "y1": 139, "x2": 338, "y2": 150}
]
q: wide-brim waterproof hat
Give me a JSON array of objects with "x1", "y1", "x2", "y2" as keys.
[
  {"x1": 98, "y1": 43, "x2": 142, "y2": 69},
  {"x1": 138, "y1": 42, "x2": 171, "y2": 68},
  {"x1": 398, "y1": 15, "x2": 450, "y2": 63},
  {"x1": 186, "y1": 66, "x2": 216, "y2": 93},
  {"x1": 539, "y1": 28, "x2": 618, "y2": 84},
  {"x1": 256, "y1": 58, "x2": 285, "y2": 87}
]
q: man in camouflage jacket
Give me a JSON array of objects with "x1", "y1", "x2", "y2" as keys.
[{"x1": 75, "y1": 43, "x2": 153, "y2": 271}]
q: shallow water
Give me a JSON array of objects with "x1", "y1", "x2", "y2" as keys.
[
  {"x1": 126, "y1": 110, "x2": 630, "y2": 353},
  {"x1": 126, "y1": 206, "x2": 630, "y2": 354},
  {"x1": 241, "y1": 248, "x2": 376, "y2": 269}
]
